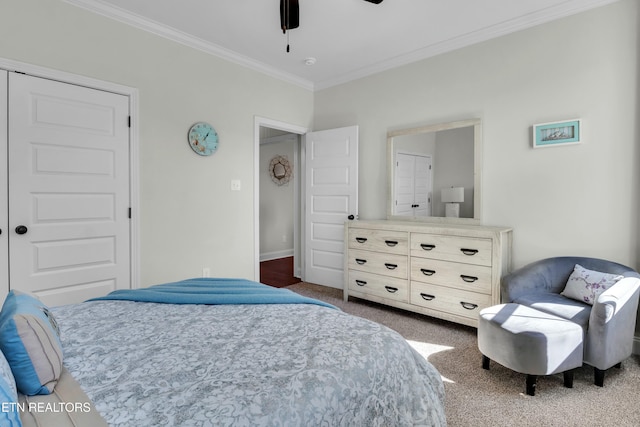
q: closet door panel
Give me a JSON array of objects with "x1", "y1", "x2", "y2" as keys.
[
  {"x1": 0, "y1": 70, "x2": 7, "y2": 303},
  {"x1": 8, "y1": 73, "x2": 130, "y2": 306}
]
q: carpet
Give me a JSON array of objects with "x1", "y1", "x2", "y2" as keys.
[{"x1": 286, "y1": 282, "x2": 640, "y2": 427}]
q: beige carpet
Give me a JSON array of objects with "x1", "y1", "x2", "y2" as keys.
[{"x1": 287, "y1": 282, "x2": 640, "y2": 427}]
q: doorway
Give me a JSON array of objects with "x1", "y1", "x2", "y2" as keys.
[
  {"x1": 254, "y1": 118, "x2": 359, "y2": 290},
  {"x1": 258, "y1": 129, "x2": 302, "y2": 287},
  {"x1": 254, "y1": 117, "x2": 307, "y2": 284},
  {"x1": 1, "y1": 68, "x2": 135, "y2": 306}
]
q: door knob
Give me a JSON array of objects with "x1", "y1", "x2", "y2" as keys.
[
  {"x1": 15, "y1": 225, "x2": 28, "y2": 235},
  {"x1": 347, "y1": 215, "x2": 355, "y2": 220}
]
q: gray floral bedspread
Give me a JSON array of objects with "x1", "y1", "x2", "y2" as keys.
[{"x1": 51, "y1": 300, "x2": 446, "y2": 426}]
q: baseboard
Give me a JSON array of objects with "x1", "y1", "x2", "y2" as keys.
[
  {"x1": 634, "y1": 336, "x2": 640, "y2": 355},
  {"x1": 260, "y1": 249, "x2": 294, "y2": 262}
]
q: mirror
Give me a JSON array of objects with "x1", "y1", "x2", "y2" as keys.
[{"x1": 387, "y1": 118, "x2": 482, "y2": 224}]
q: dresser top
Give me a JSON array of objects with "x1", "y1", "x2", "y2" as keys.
[{"x1": 346, "y1": 219, "x2": 512, "y2": 236}]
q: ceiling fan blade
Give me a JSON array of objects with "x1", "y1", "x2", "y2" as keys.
[{"x1": 280, "y1": 0, "x2": 300, "y2": 33}]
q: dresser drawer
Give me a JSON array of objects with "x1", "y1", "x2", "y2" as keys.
[
  {"x1": 348, "y1": 249, "x2": 407, "y2": 278},
  {"x1": 410, "y1": 258, "x2": 492, "y2": 294},
  {"x1": 410, "y1": 233, "x2": 492, "y2": 266},
  {"x1": 410, "y1": 282, "x2": 492, "y2": 320},
  {"x1": 348, "y1": 270, "x2": 408, "y2": 302},
  {"x1": 348, "y1": 228, "x2": 408, "y2": 255}
]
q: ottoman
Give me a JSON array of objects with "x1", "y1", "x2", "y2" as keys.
[{"x1": 478, "y1": 303, "x2": 584, "y2": 396}]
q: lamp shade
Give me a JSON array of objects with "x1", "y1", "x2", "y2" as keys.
[{"x1": 441, "y1": 187, "x2": 464, "y2": 203}]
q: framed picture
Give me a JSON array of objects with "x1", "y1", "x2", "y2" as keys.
[{"x1": 532, "y1": 119, "x2": 581, "y2": 148}]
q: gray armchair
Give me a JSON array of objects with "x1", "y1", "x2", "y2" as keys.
[{"x1": 501, "y1": 256, "x2": 640, "y2": 387}]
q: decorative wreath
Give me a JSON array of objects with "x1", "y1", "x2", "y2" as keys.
[{"x1": 269, "y1": 155, "x2": 293, "y2": 186}]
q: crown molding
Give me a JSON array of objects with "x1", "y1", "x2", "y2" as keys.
[
  {"x1": 65, "y1": 0, "x2": 618, "y2": 92},
  {"x1": 63, "y1": 0, "x2": 315, "y2": 91}
]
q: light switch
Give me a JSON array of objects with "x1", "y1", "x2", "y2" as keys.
[{"x1": 231, "y1": 179, "x2": 241, "y2": 191}]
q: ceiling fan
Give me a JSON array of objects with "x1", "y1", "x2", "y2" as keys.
[{"x1": 280, "y1": 0, "x2": 384, "y2": 52}]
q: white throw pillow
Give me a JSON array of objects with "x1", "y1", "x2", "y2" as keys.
[{"x1": 561, "y1": 264, "x2": 623, "y2": 305}]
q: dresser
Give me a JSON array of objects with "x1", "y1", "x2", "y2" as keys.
[{"x1": 344, "y1": 220, "x2": 512, "y2": 327}]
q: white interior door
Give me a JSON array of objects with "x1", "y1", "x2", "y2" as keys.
[
  {"x1": 413, "y1": 155, "x2": 432, "y2": 217},
  {"x1": 8, "y1": 72, "x2": 131, "y2": 306},
  {"x1": 394, "y1": 153, "x2": 416, "y2": 216},
  {"x1": 0, "y1": 70, "x2": 7, "y2": 302},
  {"x1": 304, "y1": 126, "x2": 358, "y2": 289},
  {"x1": 394, "y1": 153, "x2": 432, "y2": 217}
]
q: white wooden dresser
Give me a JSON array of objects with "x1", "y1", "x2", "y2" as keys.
[{"x1": 344, "y1": 220, "x2": 512, "y2": 328}]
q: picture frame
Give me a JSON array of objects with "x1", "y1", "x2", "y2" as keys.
[{"x1": 532, "y1": 119, "x2": 581, "y2": 148}]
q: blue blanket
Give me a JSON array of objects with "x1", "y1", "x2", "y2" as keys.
[{"x1": 87, "y1": 278, "x2": 337, "y2": 310}]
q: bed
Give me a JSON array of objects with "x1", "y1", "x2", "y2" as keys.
[{"x1": 1, "y1": 278, "x2": 446, "y2": 426}]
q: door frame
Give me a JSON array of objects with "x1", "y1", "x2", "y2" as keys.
[
  {"x1": 0, "y1": 69, "x2": 7, "y2": 300},
  {"x1": 0, "y1": 57, "x2": 141, "y2": 290},
  {"x1": 254, "y1": 116, "x2": 307, "y2": 282}
]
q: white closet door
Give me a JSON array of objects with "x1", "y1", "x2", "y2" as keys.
[
  {"x1": 413, "y1": 155, "x2": 432, "y2": 217},
  {"x1": 0, "y1": 70, "x2": 7, "y2": 303},
  {"x1": 394, "y1": 153, "x2": 415, "y2": 216},
  {"x1": 8, "y1": 73, "x2": 131, "y2": 306},
  {"x1": 394, "y1": 153, "x2": 432, "y2": 217}
]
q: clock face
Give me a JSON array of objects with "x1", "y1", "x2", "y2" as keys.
[{"x1": 188, "y1": 122, "x2": 219, "y2": 156}]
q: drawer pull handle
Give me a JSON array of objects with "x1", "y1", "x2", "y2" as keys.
[
  {"x1": 385, "y1": 240, "x2": 398, "y2": 247},
  {"x1": 460, "y1": 248, "x2": 479, "y2": 256},
  {"x1": 460, "y1": 301, "x2": 479, "y2": 310},
  {"x1": 460, "y1": 274, "x2": 478, "y2": 283},
  {"x1": 421, "y1": 269, "x2": 436, "y2": 276},
  {"x1": 385, "y1": 286, "x2": 398, "y2": 293},
  {"x1": 420, "y1": 293, "x2": 436, "y2": 301},
  {"x1": 420, "y1": 244, "x2": 436, "y2": 251},
  {"x1": 355, "y1": 237, "x2": 368, "y2": 243},
  {"x1": 384, "y1": 263, "x2": 398, "y2": 270},
  {"x1": 355, "y1": 258, "x2": 367, "y2": 265},
  {"x1": 355, "y1": 280, "x2": 367, "y2": 287}
]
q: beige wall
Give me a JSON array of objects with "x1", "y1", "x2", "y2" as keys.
[
  {"x1": 0, "y1": 0, "x2": 314, "y2": 286},
  {"x1": 1, "y1": 1, "x2": 639, "y2": 289},
  {"x1": 314, "y1": 0, "x2": 640, "y2": 272}
]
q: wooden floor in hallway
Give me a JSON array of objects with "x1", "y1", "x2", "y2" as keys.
[{"x1": 260, "y1": 256, "x2": 301, "y2": 288}]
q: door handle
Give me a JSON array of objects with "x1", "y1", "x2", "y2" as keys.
[
  {"x1": 15, "y1": 225, "x2": 28, "y2": 235},
  {"x1": 347, "y1": 215, "x2": 355, "y2": 220}
]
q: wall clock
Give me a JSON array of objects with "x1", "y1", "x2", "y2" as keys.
[{"x1": 188, "y1": 122, "x2": 219, "y2": 156}]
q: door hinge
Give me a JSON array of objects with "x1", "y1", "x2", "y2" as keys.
[
  {"x1": 128, "y1": 116, "x2": 131, "y2": 128},
  {"x1": 128, "y1": 208, "x2": 132, "y2": 219}
]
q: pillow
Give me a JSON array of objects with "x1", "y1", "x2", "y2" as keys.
[
  {"x1": 0, "y1": 350, "x2": 22, "y2": 426},
  {"x1": 0, "y1": 291, "x2": 63, "y2": 396},
  {"x1": 561, "y1": 264, "x2": 623, "y2": 305}
]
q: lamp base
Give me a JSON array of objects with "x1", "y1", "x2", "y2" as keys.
[{"x1": 445, "y1": 203, "x2": 460, "y2": 218}]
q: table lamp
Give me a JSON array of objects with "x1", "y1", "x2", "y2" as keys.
[{"x1": 441, "y1": 187, "x2": 464, "y2": 218}]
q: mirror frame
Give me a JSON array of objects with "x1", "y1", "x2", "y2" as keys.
[{"x1": 386, "y1": 118, "x2": 482, "y2": 224}]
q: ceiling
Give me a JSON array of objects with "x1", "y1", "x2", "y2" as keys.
[{"x1": 66, "y1": 0, "x2": 618, "y2": 90}]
